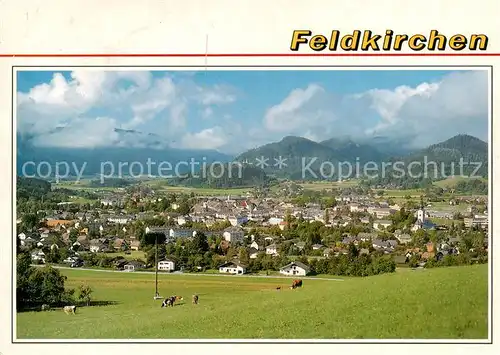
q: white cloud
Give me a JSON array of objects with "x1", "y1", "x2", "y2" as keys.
[
  {"x1": 31, "y1": 116, "x2": 119, "y2": 148},
  {"x1": 262, "y1": 70, "x2": 488, "y2": 148},
  {"x1": 178, "y1": 127, "x2": 227, "y2": 150},
  {"x1": 17, "y1": 71, "x2": 237, "y2": 149}
]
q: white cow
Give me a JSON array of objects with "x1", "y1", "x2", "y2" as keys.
[{"x1": 63, "y1": 305, "x2": 77, "y2": 314}]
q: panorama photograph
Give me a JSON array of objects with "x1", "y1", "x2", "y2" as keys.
[{"x1": 15, "y1": 69, "x2": 489, "y2": 340}]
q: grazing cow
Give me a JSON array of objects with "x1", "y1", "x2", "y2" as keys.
[
  {"x1": 290, "y1": 279, "x2": 303, "y2": 289},
  {"x1": 162, "y1": 295, "x2": 183, "y2": 308},
  {"x1": 41, "y1": 304, "x2": 50, "y2": 311},
  {"x1": 276, "y1": 287, "x2": 281, "y2": 291},
  {"x1": 192, "y1": 294, "x2": 199, "y2": 304},
  {"x1": 63, "y1": 305, "x2": 77, "y2": 314}
]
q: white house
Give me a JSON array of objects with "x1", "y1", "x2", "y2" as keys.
[
  {"x1": 158, "y1": 259, "x2": 175, "y2": 272},
  {"x1": 266, "y1": 244, "x2": 279, "y2": 256},
  {"x1": 228, "y1": 215, "x2": 248, "y2": 226},
  {"x1": 107, "y1": 216, "x2": 130, "y2": 224},
  {"x1": 177, "y1": 215, "x2": 191, "y2": 226},
  {"x1": 31, "y1": 250, "x2": 46, "y2": 263},
  {"x1": 218, "y1": 261, "x2": 246, "y2": 275},
  {"x1": 279, "y1": 261, "x2": 310, "y2": 276},
  {"x1": 223, "y1": 226, "x2": 245, "y2": 243},
  {"x1": 250, "y1": 241, "x2": 261, "y2": 250},
  {"x1": 268, "y1": 217, "x2": 284, "y2": 225}
]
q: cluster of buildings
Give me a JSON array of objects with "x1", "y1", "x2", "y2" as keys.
[{"x1": 17, "y1": 189, "x2": 488, "y2": 273}]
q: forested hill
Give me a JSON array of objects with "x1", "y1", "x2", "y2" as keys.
[
  {"x1": 361, "y1": 134, "x2": 488, "y2": 189},
  {"x1": 16, "y1": 177, "x2": 51, "y2": 200},
  {"x1": 171, "y1": 163, "x2": 274, "y2": 188}
]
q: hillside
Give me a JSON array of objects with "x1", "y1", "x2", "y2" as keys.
[
  {"x1": 320, "y1": 137, "x2": 387, "y2": 162},
  {"x1": 171, "y1": 162, "x2": 274, "y2": 188},
  {"x1": 16, "y1": 176, "x2": 51, "y2": 200},
  {"x1": 236, "y1": 136, "x2": 388, "y2": 179},
  {"x1": 236, "y1": 136, "x2": 341, "y2": 179},
  {"x1": 362, "y1": 134, "x2": 488, "y2": 188}
]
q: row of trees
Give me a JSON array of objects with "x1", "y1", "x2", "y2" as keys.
[{"x1": 16, "y1": 250, "x2": 93, "y2": 310}]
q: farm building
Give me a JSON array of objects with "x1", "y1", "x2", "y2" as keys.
[
  {"x1": 218, "y1": 261, "x2": 247, "y2": 275},
  {"x1": 279, "y1": 261, "x2": 310, "y2": 276},
  {"x1": 158, "y1": 259, "x2": 175, "y2": 272}
]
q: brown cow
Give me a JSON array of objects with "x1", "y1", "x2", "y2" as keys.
[{"x1": 290, "y1": 279, "x2": 303, "y2": 289}]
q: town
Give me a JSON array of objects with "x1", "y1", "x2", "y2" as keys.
[{"x1": 17, "y1": 177, "x2": 489, "y2": 277}]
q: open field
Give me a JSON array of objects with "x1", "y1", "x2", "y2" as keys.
[
  {"x1": 299, "y1": 180, "x2": 360, "y2": 191},
  {"x1": 433, "y1": 176, "x2": 488, "y2": 189},
  {"x1": 156, "y1": 185, "x2": 251, "y2": 196},
  {"x1": 103, "y1": 251, "x2": 146, "y2": 260},
  {"x1": 16, "y1": 264, "x2": 488, "y2": 339}
]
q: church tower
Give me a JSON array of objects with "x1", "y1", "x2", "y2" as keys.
[{"x1": 417, "y1": 208, "x2": 425, "y2": 223}]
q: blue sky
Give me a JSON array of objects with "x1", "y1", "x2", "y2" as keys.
[{"x1": 16, "y1": 69, "x2": 488, "y2": 153}]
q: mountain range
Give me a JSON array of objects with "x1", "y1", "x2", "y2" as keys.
[
  {"x1": 16, "y1": 128, "x2": 488, "y2": 185},
  {"x1": 17, "y1": 129, "x2": 233, "y2": 179}
]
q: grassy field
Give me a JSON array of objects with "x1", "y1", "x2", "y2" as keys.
[
  {"x1": 433, "y1": 176, "x2": 488, "y2": 189},
  {"x1": 103, "y1": 251, "x2": 146, "y2": 260},
  {"x1": 16, "y1": 264, "x2": 488, "y2": 339},
  {"x1": 157, "y1": 185, "x2": 251, "y2": 196},
  {"x1": 299, "y1": 180, "x2": 360, "y2": 191}
]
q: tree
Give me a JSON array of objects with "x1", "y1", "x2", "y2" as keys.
[
  {"x1": 141, "y1": 232, "x2": 166, "y2": 248},
  {"x1": 191, "y1": 232, "x2": 209, "y2": 254},
  {"x1": 21, "y1": 213, "x2": 39, "y2": 232},
  {"x1": 69, "y1": 228, "x2": 79, "y2": 243},
  {"x1": 347, "y1": 243, "x2": 359, "y2": 260},
  {"x1": 238, "y1": 247, "x2": 250, "y2": 266},
  {"x1": 78, "y1": 283, "x2": 93, "y2": 306}
]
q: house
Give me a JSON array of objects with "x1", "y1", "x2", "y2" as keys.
[
  {"x1": 373, "y1": 220, "x2": 392, "y2": 230},
  {"x1": 124, "y1": 260, "x2": 146, "y2": 271},
  {"x1": 248, "y1": 247, "x2": 260, "y2": 259},
  {"x1": 218, "y1": 261, "x2": 247, "y2": 275},
  {"x1": 31, "y1": 250, "x2": 46, "y2": 263},
  {"x1": 130, "y1": 240, "x2": 141, "y2": 251},
  {"x1": 89, "y1": 239, "x2": 110, "y2": 253},
  {"x1": 266, "y1": 243, "x2": 279, "y2": 256},
  {"x1": 323, "y1": 248, "x2": 333, "y2": 257},
  {"x1": 395, "y1": 233, "x2": 412, "y2": 244},
  {"x1": 223, "y1": 226, "x2": 245, "y2": 244},
  {"x1": 279, "y1": 261, "x2": 311, "y2": 276},
  {"x1": 113, "y1": 238, "x2": 129, "y2": 250},
  {"x1": 268, "y1": 217, "x2": 284, "y2": 225},
  {"x1": 250, "y1": 241, "x2": 261, "y2": 250},
  {"x1": 177, "y1": 215, "x2": 191, "y2": 226},
  {"x1": 107, "y1": 216, "x2": 131, "y2": 224},
  {"x1": 228, "y1": 215, "x2": 248, "y2": 226},
  {"x1": 294, "y1": 241, "x2": 306, "y2": 250},
  {"x1": 158, "y1": 259, "x2": 175, "y2": 272},
  {"x1": 368, "y1": 207, "x2": 395, "y2": 219},
  {"x1": 312, "y1": 244, "x2": 325, "y2": 250},
  {"x1": 45, "y1": 219, "x2": 74, "y2": 228}
]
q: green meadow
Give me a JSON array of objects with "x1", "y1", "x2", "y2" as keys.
[{"x1": 16, "y1": 264, "x2": 488, "y2": 340}]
